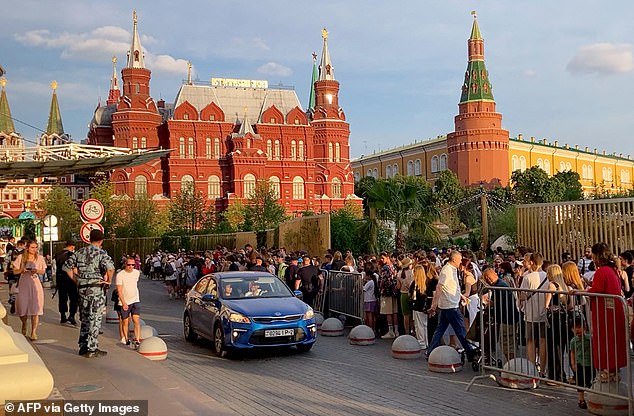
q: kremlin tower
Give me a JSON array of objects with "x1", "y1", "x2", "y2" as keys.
[{"x1": 447, "y1": 12, "x2": 510, "y2": 187}]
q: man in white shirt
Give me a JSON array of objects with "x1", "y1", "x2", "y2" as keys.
[
  {"x1": 519, "y1": 252, "x2": 548, "y2": 370},
  {"x1": 116, "y1": 256, "x2": 142, "y2": 349},
  {"x1": 426, "y1": 251, "x2": 476, "y2": 360},
  {"x1": 577, "y1": 246, "x2": 592, "y2": 275}
]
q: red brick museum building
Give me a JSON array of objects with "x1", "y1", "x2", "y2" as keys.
[{"x1": 88, "y1": 13, "x2": 358, "y2": 214}]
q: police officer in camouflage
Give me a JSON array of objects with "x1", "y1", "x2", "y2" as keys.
[{"x1": 63, "y1": 229, "x2": 115, "y2": 358}]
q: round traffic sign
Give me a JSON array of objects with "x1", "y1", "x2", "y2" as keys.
[
  {"x1": 43, "y1": 214, "x2": 58, "y2": 227},
  {"x1": 80, "y1": 222, "x2": 105, "y2": 244},
  {"x1": 81, "y1": 199, "x2": 104, "y2": 222}
]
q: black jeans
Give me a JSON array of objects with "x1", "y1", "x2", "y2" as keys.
[{"x1": 58, "y1": 276, "x2": 79, "y2": 318}]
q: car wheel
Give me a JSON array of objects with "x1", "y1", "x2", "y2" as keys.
[
  {"x1": 184, "y1": 313, "x2": 197, "y2": 342},
  {"x1": 296, "y1": 343, "x2": 313, "y2": 353},
  {"x1": 213, "y1": 324, "x2": 229, "y2": 358}
]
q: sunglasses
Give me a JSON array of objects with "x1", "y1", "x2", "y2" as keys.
[{"x1": 126, "y1": 263, "x2": 135, "y2": 266}]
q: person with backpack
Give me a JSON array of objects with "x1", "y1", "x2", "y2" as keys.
[
  {"x1": 164, "y1": 255, "x2": 178, "y2": 299},
  {"x1": 297, "y1": 255, "x2": 320, "y2": 307},
  {"x1": 275, "y1": 254, "x2": 288, "y2": 282}
]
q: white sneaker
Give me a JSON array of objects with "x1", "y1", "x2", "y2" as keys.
[
  {"x1": 120, "y1": 337, "x2": 127, "y2": 345},
  {"x1": 381, "y1": 331, "x2": 395, "y2": 339},
  {"x1": 394, "y1": 331, "x2": 400, "y2": 337}
]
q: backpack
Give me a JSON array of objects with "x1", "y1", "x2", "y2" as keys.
[
  {"x1": 164, "y1": 262, "x2": 175, "y2": 276},
  {"x1": 277, "y1": 263, "x2": 288, "y2": 280}
]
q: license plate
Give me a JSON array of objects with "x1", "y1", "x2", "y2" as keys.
[{"x1": 264, "y1": 329, "x2": 295, "y2": 337}]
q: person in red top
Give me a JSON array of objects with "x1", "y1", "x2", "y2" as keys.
[{"x1": 587, "y1": 242, "x2": 627, "y2": 381}]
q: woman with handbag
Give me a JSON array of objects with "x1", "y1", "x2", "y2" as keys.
[
  {"x1": 398, "y1": 257, "x2": 414, "y2": 336},
  {"x1": 410, "y1": 265, "x2": 428, "y2": 349},
  {"x1": 13, "y1": 240, "x2": 46, "y2": 340},
  {"x1": 544, "y1": 264, "x2": 570, "y2": 383}
]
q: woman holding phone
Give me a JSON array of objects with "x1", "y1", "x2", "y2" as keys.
[{"x1": 13, "y1": 240, "x2": 46, "y2": 340}]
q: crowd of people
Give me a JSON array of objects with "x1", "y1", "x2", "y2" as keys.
[{"x1": 3, "y1": 234, "x2": 633, "y2": 409}]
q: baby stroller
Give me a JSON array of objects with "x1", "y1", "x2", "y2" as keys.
[{"x1": 462, "y1": 308, "x2": 503, "y2": 371}]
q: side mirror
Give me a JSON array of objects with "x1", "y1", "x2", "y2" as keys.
[
  {"x1": 293, "y1": 290, "x2": 303, "y2": 300},
  {"x1": 202, "y1": 293, "x2": 216, "y2": 302}
]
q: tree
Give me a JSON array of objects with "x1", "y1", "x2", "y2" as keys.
[
  {"x1": 511, "y1": 166, "x2": 563, "y2": 204},
  {"x1": 367, "y1": 176, "x2": 439, "y2": 252},
  {"x1": 89, "y1": 180, "x2": 122, "y2": 237},
  {"x1": 354, "y1": 176, "x2": 376, "y2": 215},
  {"x1": 330, "y1": 202, "x2": 364, "y2": 253},
  {"x1": 167, "y1": 183, "x2": 207, "y2": 233},
  {"x1": 552, "y1": 170, "x2": 583, "y2": 201},
  {"x1": 433, "y1": 170, "x2": 465, "y2": 206},
  {"x1": 38, "y1": 186, "x2": 82, "y2": 241},
  {"x1": 244, "y1": 180, "x2": 287, "y2": 231},
  {"x1": 222, "y1": 200, "x2": 248, "y2": 232},
  {"x1": 116, "y1": 197, "x2": 161, "y2": 238}
]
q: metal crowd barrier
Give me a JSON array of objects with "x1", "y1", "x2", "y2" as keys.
[
  {"x1": 313, "y1": 269, "x2": 329, "y2": 314},
  {"x1": 324, "y1": 270, "x2": 364, "y2": 323},
  {"x1": 466, "y1": 286, "x2": 633, "y2": 414}
]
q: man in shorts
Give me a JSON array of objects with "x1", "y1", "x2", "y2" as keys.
[
  {"x1": 116, "y1": 255, "x2": 142, "y2": 349},
  {"x1": 519, "y1": 252, "x2": 548, "y2": 372}
]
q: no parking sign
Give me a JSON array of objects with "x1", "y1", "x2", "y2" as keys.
[{"x1": 80, "y1": 222, "x2": 104, "y2": 244}]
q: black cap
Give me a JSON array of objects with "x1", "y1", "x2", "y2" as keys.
[
  {"x1": 65, "y1": 240, "x2": 77, "y2": 247},
  {"x1": 89, "y1": 229, "x2": 105, "y2": 242}
]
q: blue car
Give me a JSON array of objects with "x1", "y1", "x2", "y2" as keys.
[{"x1": 183, "y1": 271, "x2": 317, "y2": 357}]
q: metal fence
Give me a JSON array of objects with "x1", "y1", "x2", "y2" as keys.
[
  {"x1": 467, "y1": 286, "x2": 633, "y2": 413},
  {"x1": 516, "y1": 198, "x2": 634, "y2": 264},
  {"x1": 322, "y1": 270, "x2": 364, "y2": 323}
]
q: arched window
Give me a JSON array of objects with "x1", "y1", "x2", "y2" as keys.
[
  {"x1": 243, "y1": 173, "x2": 256, "y2": 198},
  {"x1": 544, "y1": 159, "x2": 551, "y2": 175},
  {"x1": 181, "y1": 175, "x2": 194, "y2": 194},
  {"x1": 332, "y1": 177, "x2": 342, "y2": 198},
  {"x1": 407, "y1": 161, "x2": 414, "y2": 176},
  {"x1": 134, "y1": 175, "x2": 147, "y2": 199},
  {"x1": 179, "y1": 137, "x2": 185, "y2": 158},
  {"x1": 132, "y1": 137, "x2": 138, "y2": 149},
  {"x1": 206, "y1": 138, "x2": 212, "y2": 159},
  {"x1": 269, "y1": 176, "x2": 280, "y2": 199},
  {"x1": 292, "y1": 176, "x2": 305, "y2": 200},
  {"x1": 246, "y1": 138, "x2": 251, "y2": 149},
  {"x1": 602, "y1": 167, "x2": 607, "y2": 181},
  {"x1": 559, "y1": 161, "x2": 566, "y2": 173},
  {"x1": 354, "y1": 172, "x2": 360, "y2": 182},
  {"x1": 188, "y1": 138, "x2": 194, "y2": 158},
  {"x1": 335, "y1": 143, "x2": 341, "y2": 162},
  {"x1": 367, "y1": 170, "x2": 372, "y2": 177},
  {"x1": 608, "y1": 168, "x2": 613, "y2": 181},
  {"x1": 440, "y1": 154, "x2": 448, "y2": 171},
  {"x1": 519, "y1": 156, "x2": 527, "y2": 172},
  {"x1": 373, "y1": 168, "x2": 378, "y2": 178},
  {"x1": 328, "y1": 143, "x2": 333, "y2": 162},
  {"x1": 431, "y1": 156, "x2": 439, "y2": 173},
  {"x1": 207, "y1": 175, "x2": 220, "y2": 199},
  {"x1": 582, "y1": 165, "x2": 588, "y2": 179},
  {"x1": 588, "y1": 165, "x2": 593, "y2": 180},
  {"x1": 512, "y1": 155, "x2": 519, "y2": 172},
  {"x1": 266, "y1": 140, "x2": 272, "y2": 160},
  {"x1": 141, "y1": 137, "x2": 146, "y2": 149},
  {"x1": 298, "y1": 140, "x2": 304, "y2": 160},
  {"x1": 274, "y1": 140, "x2": 281, "y2": 160},
  {"x1": 537, "y1": 158, "x2": 543, "y2": 169},
  {"x1": 386, "y1": 165, "x2": 392, "y2": 178},
  {"x1": 393, "y1": 164, "x2": 398, "y2": 176},
  {"x1": 415, "y1": 159, "x2": 421, "y2": 176},
  {"x1": 566, "y1": 162, "x2": 571, "y2": 172},
  {"x1": 291, "y1": 140, "x2": 297, "y2": 160},
  {"x1": 214, "y1": 138, "x2": 221, "y2": 159}
]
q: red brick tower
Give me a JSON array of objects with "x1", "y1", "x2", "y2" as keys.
[
  {"x1": 310, "y1": 28, "x2": 355, "y2": 204},
  {"x1": 447, "y1": 13, "x2": 509, "y2": 187},
  {"x1": 110, "y1": 10, "x2": 163, "y2": 198}
]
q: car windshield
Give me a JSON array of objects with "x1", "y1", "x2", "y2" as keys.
[{"x1": 220, "y1": 275, "x2": 293, "y2": 299}]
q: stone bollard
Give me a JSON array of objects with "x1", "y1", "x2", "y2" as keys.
[
  {"x1": 314, "y1": 312, "x2": 324, "y2": 331},
  {"x1": 348, "y1": 325, "x2": 375, "y2": 345},
  {"x1": 320, "y1": 317, "x2": 344, "y2": 336},
  {"x1": 391, "y1": 335, "x2": 422, "y2": 359},
  {"x1": 587, "y1": 379, "x2": 629, "y2": 415},
  {"x1": 139, "y1": 325, "x2": 158, "y2": 341},
  {"x1": 138, "y1": 336, "x2": 168, "y2": 361},
  {"x1": 427, "y1": 345, "x2": 463, "y2": 372},
  {"x1": 105, "y1": 310, "x2": 119, "y2": 324},
  {"x1": 498, "y1": 358, "x2": 539, "y2": 389}
]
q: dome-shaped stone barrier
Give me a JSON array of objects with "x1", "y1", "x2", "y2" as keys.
[
  {"x1": 348, "y1": 325, "x2": 375, "y2": 345},
  {"x1": 138, "y1": 336, "x2": 168, "y2": 361},
  {"x1": 427, "y1": 345, "x2": 462, "y2": 372},
  {"x1": 587, "y1": 378, "x2": 629, "y2": 415},
  {"x1": 391, "y1": 335, "x2": 421, "y2": 359},
  {"x1": 499, "y1": 358, "x2": 539, "y2": 389},
  {"x1": 105, "y1": 310, "x2": 119, "y2": 324},
  {"x1": 139, "y1": 325, "x2": 158, "y2": 341},
  {"x1": 314, "y1": 312, "x2": 325, "y2": 330},
  {"x1": 320, "y1": 317, "x2": 344, "y2": 336}
]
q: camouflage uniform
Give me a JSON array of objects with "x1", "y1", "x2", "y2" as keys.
[{"x1": 63, "y1": 244, "x2": 114, "y2": 352}]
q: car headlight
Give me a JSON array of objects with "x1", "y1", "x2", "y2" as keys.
[
  {"x1": 229, "y1": 311, "x2": 250, "y2": 323},
  {"x1": 303, "y1": 307, "x2": 314, "y2": 320}
]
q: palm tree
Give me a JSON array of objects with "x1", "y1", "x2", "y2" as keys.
[{"x1": 366, "y1": 176, "x2": 439, "y2": 253}]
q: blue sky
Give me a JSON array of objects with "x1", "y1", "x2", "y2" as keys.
[{"x1": 2, "y1": 1, "x2": 634, "y2": 158}]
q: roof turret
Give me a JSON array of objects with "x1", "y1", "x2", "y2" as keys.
[
  {"x1": 0, "y1": 78, "x2": 16, "y2": 134},
  {"x1": 460, "y1": 12, "x2": 494, "y2": 103},
  {"x1": 107, "y1": 56, "x2": 121, "y2": 105},
  {"x1": 318, "y1": 28, "x2": 335, "y2": 81},
  {"x1": 308, "y1": 51, "x2": 318, "y2": 110},
  {"x1": 46, "y1": 81, "x2": 64, "y2": 135},
  {"x1": 126, "y1": 10, "x2": 145, "y2": 69}
]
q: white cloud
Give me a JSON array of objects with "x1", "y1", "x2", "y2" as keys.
[
  {"x1": 567, "y1": 43, "x2": 633, "y2": 75},
  {"x1": 14, "y1": 26, "x2": 185, "y2": 74},
  {"x1": 524, "y1": 69, "x2": 537, "y2": 77},
  {"x1": 146, "y1": 55, "x2": 189, "y2": 75},
  {"x1": 257, "y1": 62, "x2": 292, "y2": 77}
]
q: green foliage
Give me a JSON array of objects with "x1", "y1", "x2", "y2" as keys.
[
  {"x1": 433, "y1": 170, "x2": 465, "y2": 206},
  {"x1": 244, "y1": 180, "x2": 287, "y2": 231},
  {"x1": 366, "y1": 176, "x2": 439, "y2": 252},
  {"x1": 330, "y1": 203, "x2": 364, "y2": 254},
  {"x1": 511, "y1": 166, "x2": 584, "y2": 204},
  {"x1": 22, "y1": 220, "x2": 36, "y2": 241},
  {"x1": 115, "y1": 197, "x2": 163, "y2": 238},
  {"x1": 354, "y1": 176, "x2": 377, "y2": 215},
  {"x1": 38, "y1": 185, "x2": 82, "y2": 241},
  {"x1": 590, "y1": 186, "x2": 634, "y2": 200},
  {"x1": 89, "y1": 180, "x2": 121, "y2": 237},
  {"x1": 167, "y1": 183, "x2": 208, "y2": 233}
]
